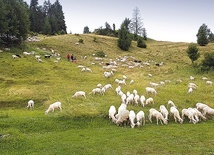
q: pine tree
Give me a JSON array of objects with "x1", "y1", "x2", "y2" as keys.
[
  {"x1": 196, "y1": 24, "x2": 210, "y2": 46},
  {"x1": 83, "y1": 26, "x2": 89, "y2": 33},
  {"x1": 118, "y1": 23, "x2": 132, "y2": 51}
]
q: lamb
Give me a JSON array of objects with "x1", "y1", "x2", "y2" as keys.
[
  {"x1": 115, "y1": 109, "x2": 130, "y2": 126},
  {"x1": 148, "y1": 108, "x2": 168, "y2": 125},
  {"x1": 45, "y1": 101, "x2": 62, "y2": 114},
  {"x1": 145, "y1": 97, "x2": 154, "y2": 106},
  {"x1": 188, "y1": 108, "x2": 206, "y2": 123},
  {"x1": 150, "y1": 82, "x2": 159, "y2": 87},
  {"x1": 170, "y1": 106, "x2": 183, "y2": 124},
  {"x1": 140, "y1": 95, "x2": 146, "y2": 107},
  {"x1": 27, "y1": 100, "x2": 34, "y2": 110},
  {"x1": 159, "y1": 105, "x2": 169, "y2": 120},
  {"x1": 136, "y1": 110, "x2": 145, "y2": 127},
  {"x1": 129, "y1": 110, "x2": 136, "y2": 128},
  {"x1": 81, "y1": 67, "x2": 92, "y2": 73},
  {"x1": 72, "y1": 91, "x2": 86, "y2": 98},
  {"x1": 108, "y1": 105, "x2": 117, "y2": 123},
  {"x1": 118, "y1": 79, "x2": 126, "y2": 85},
  {"x1": 181, "y1": 108, "x2": 197, "y2": 124},
  {"x1": 116, "y1": 103, "x2": 127, "y2": 118},
  {"x1": 145, "y1": 87, "x2": 157, "y2": 95}
]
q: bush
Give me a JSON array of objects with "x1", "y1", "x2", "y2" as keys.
[
  {"x1": 79, "y1": 38, "x2": 84, "y2": 43},
  {"x1": 95, "y1": 51, "x2": 106, "y2": 57},
  {"x1": 137, "y1": 37, "x2": 147, "y2": 48}
]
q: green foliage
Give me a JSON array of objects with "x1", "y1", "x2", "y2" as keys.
[
  {"x1": 201, "y1": 52, "x2": 214, "y2": 71},
  {"x1": 196, "y1": 24, "x2": 210, "y2": 46},
  {"x1": 137, "y1": 37, "x2": 147, "y2": 48},
  {"x1": 78, "y1": 38, "x2": 84, "y2": 43},
  {"x1": 95, "y1": 50, "x2": 106, "y2": 57},
  {"x1": 118, "y1": 23, "x2": 132, "y2": 51},
  {"x1": 186, "y1": 43, "x2": 200, "y2": 64},
  {"x1": 83, "y1": 26, "x2": 90, "y2": 34}
]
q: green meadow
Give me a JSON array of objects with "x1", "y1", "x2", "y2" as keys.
[{"x1": 0, "y1": 34, "x2": 213, "y2": 155}]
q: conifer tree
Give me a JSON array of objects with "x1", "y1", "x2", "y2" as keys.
[{"x1": 196, "y1": 24, "x2": 210, "y2": 46}]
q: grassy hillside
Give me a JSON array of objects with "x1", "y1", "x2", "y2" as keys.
[{"x1": 0, "y1": 34, "x2": 213, "y2": 155}]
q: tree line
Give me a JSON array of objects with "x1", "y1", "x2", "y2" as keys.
[{"x1": 0, "y1": 0, "x2": 66, "y2": 46}]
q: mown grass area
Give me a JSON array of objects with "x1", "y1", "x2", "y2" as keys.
[{"x1": 0, "y1": 34, "x2": 214, "y2": 155}]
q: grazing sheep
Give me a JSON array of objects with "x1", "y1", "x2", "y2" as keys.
[
  {"x1": 206, "y1": 81, "x2": 213, "y2": 85},
  {"x1": 97, "y1": 83, "x2": 102, "y2": 88},
  {"x1": 81, "y1": 67, "x2": 92, "y2": 73},
  {"x1": 167, "y1": 100, "x2": 177, "y2": 108},
  {"x1": 12, "y1": 54, "x2": 20, "y2": 59},
  {"x1": 188, "y1": 87, "x2": 193, "y2": 94},
  {"x1": 45, "y1": 101, "x2": 62, "y2": 114},
  {"x1": 108, "y1": 105, "x2": 117, "y2": 123},
  {"x1": 72, "y1": 91, "x2": 86, "y2": 98},
  {"x1": 27, "y1": 100, "x2": 34, "y2": 110},
  {"x1": 145, "y1": 97, "x2": 154, "y2": 106},
  {"x1": 190, "y1": 76, "x2": 194, "y2": 80},
  {"x1": 188, "y1": 82, "x2": 198, "y2": 90},
  {"x1": 115, "y1": 109, "x2": 130, "y2": 126},
  {"x1": 118, "y1": 79, "x2": 126, "y2": 85},
  {"x1": 170, "y1": 106, "x2": 183, "y2": 124},
  {"x1": 202, "y1": 106, "x2": 214, "y2": 117},
  {"x1": 136, "y1": 111, "x2": 145, "y2": 127},
  {"x1": 129, "y1": 79, "x2": 134, "y2": 84},
  {"x1": 129, "y1": 110, "x2": 136, "y2": 128},
  {"x1": 159, "y1": 105, "x2": 169, "y2": 120},
  {"x1": 150, "y1": 82, "x2": 159, "y2": 87},
  {"x1": 195, "y1": 102, "x2": 208, "y2": 111},
  {"x1": 89, "y1": 88, "x2": 102, "y2": 95},
  {"x1": 188, "y1": 108, "x2": 206, "y2": 123},
  {"x1": 115, "y1": 86, "x2": 121, "y2": 95},
  {"x1": 104, "y1": 71, "x2": 114, "y2": 78},
  {"x1": 202, "y1": 77, "x2": 208, "y2": 80},
  {"x1": 126, "y1": 94, "x2": 134, "y2": 105},
  {"x1": 148, "y1": 108, "x2": 168, "y2": 125},
  {"x1": 134, "y1": 94, "x2": 140, "y2": 105},
  {"x1": 140, "y1": 95, "x2": 146, "y2": 107},
  {"x1": 116, "y1": 103, "x2": 127, "y2": 118},
  {"x1": 181, "y1": 108, "x2": 197, "y2": 124},
  {"x1": 121, "y1": 93, "x2": 127, "y2": 103},
  {"x1": 145, "y1": 87, "x2": 157, "y2": 95}
]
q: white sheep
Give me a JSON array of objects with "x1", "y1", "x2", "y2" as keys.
[
  {"x1": 45, "y1": 101, "x2": 62, "y2": 114},
  {"x1": 202, "y1": 106, "x2": 214, "y2": 117},
  {"x1": 126, "y1": 94, "x2": 134, "y2": 105},
  {"x1": 72, "y1": 91, "x2": 86, "y2": 98},
  {"x1": 116, "y1": 103, "x2": 127, "y2": 119},
  {"x1": 159, "y1": 105, "x2": 169, "y2": 120},
  {"x1": 136, "y1": 110, "x2": 145, "y2": 127},
  {"x1": 27, "y1": 100, "x2": 34, "y2": 110},
  {"x1": 115, "y1": 109, "x2": 130, "y2": 126},
  {"x1": 140, "y1": 95, "x2": 146, "y2": 107},
  {"x1": 145, "y1": 97, "x2": 154, "y2": 106},
  {"x1": 190, "y1": 76, "x2": 195, "y2": 80},
  {"x1": 188, "y1": 82, "x2": 198, "y2": 90},
  {"x1": 89, "y1": 88, "x2": 102, "y2": 95},
  {"x1": 108, "y1": 105, "x2": 117, "y2": 123},
  {"x1": 129, "y1": 110, "x2": 136, "y2": 128},
  {"x1": 150, "y1": 82, "x2": 159, "y2": 87},
  {"x1": 145, "y1": 87, "x2": 157, "y2": 95},
  {"x1": 121, "y1": 93, "x2": 127, "y2": 103},
  {"x1": 134, "y1": 94, "x2": 140, "y2": 105},
  {"x1": 118, "y1": 79, "x2": 126, "y2": 85},
  {"x1": 115, "y1": 86, "x2": 121, "y2": 95},
  {"x1": 188, "y1": 87, "x2": 193, "y2": 94},
  {"x1": 181, "y1": 108, "x2": 197, "y2": 124},
  {"x1": 167, "y1": 100, "x2": 177, "y2": 108},
  {"x1": 104, "y1": 71, "x2": 114, "y2": 78},
  {"x1": 195, "y1": 102, "x2": 208, "y2": 111},
  {"x1": 148, "y1": 108, "x2": 168, "y2": 125},
  {"x1": 170, "y1": 106, "x2": 183, "y2": 124},
  {"x1": 206, "y1": 81, "x2": 213, "y2": 85},
  {"x1": 129, "y1": 79, "x2": 134, "y2": 84}
]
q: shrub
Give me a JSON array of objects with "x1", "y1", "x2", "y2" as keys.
[
  {"x1": 137, "y1": 37, "x2": 147, "y2": 48},
  {"x1": 79, "y1": 38, "x2": 84, "y2": 43},
  {"x1": 95, "y1": 51, "x2": 106, "y2": 57}
]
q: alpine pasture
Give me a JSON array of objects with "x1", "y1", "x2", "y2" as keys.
[{"x1": 0, "y1": 34, "x2": 213, "y2": 155}]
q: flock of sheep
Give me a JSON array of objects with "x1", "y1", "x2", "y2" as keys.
[{"x1": 17, "y1": 48, "x2": 213, "y2": 127}]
